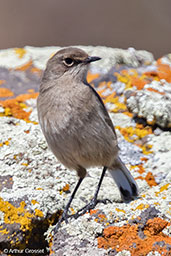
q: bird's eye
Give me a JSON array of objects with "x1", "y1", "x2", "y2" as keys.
[{"x1": 63, "y1": 58, "x2": 74, "y2": 67}]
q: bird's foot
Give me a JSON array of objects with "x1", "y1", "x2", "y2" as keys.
[
  {"x1": 70, "y1": 198, "x2": 111, "y2": 219},
  {"x1": 53, "y1": 209, "x2": 69, "y2": 233},
  {"x1": 53, "y1": 198, "x2": 111, "y2": 233}
]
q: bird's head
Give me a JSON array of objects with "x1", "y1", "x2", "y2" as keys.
[{"x1": 42, "y1": 47, "x2": 101, "y2": 82}]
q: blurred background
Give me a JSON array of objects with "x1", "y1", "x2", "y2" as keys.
[{"x1": 0, "y1": 0, "x2": 170, "y2": 59}]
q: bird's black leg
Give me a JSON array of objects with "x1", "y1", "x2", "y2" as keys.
[
  {"x1": 53, "y1": 177, "x2": 83, "y2": 233},
  {"x1": 73, "y1": 166, "x2": 108, "y2": 217}
]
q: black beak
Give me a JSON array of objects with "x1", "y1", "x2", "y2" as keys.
[{"x1": 84, "y1": 56, "x2": 101, "y2": 64}]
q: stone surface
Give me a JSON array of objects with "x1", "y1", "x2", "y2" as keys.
[
  {"x1": 0, "y1": 46, "x2": 170, "y2": 256},
  {"x1": 124, "y1": 55, "x2": 171, "y2": 128},
  {"x1": 125, "y1": 80, "x2": 171, "y2": 128},
  {"x1": 0, "y1": 46, "x2": 154, "y2": 72}
]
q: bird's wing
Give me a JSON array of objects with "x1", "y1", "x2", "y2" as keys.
[{"x1": 84, "y1": 81, "x2": 117, "y2": 137}]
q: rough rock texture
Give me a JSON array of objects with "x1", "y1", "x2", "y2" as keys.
[
  {"x1": 0, "y1": 46, "x2": 154, "y2": 72},
  {"x1": 125, "y1": 80, "x2": 171, "y2": 128},
  {"x1": 124, "y1": 55, "x2": 171, "y2": 128},
  {"x1": 0, "y1": 46, "x2": 170, "y2": 256}
]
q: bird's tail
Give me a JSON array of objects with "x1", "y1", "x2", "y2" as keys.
[{"x1": 109, "y1": 156, "x2": 138, "y2": 201}]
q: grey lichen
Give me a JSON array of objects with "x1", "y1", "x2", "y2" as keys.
[{"x1": 125, "y1": 80, "x2": 171, "y2": 128}]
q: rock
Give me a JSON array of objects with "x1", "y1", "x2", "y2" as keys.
[
  {"x1": 125, "y1": 80, "x2": 171, "y2": 128},
  {"x1": 0, "y1": 45, "x2": 154, "y2": 72},
  {"x1": 124, "y1": 55, "x2": 171, "y2": 128},
  {"x1": 0, "y1": 46, "x2": 170, "y2": 256}
]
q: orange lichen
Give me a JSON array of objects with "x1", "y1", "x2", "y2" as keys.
[
  {"x1": 146, "y1": 87, "x2": 165, "y2": 95},
  {"x1": 137, "y1": 164, "x2": 145, "y2": 174},
  {"x1": 15, "y1": 60, "x2": 33, "y2": 71},
  {"x1": 116, "y1": 59, "x2": 171, "y2": 97},
  {"x1": 105, "y1": 81, "x2": 113, "y2": 89},
  {"x1": 24, "y1": 129, "x2": 30, "y2": 134},
  {"x1": 144, "y1": 70, "x2": 159, "y2": 79},
  {"x1": 87, "y1": 71, "x2": 100, "y2": 83},
  {"x1": 94, "y1": 213, "x2": 108, "y2": 223},
  {"x1": 131, "y1": 164, "x2": 145, "y2": 174},
  {"x1": 130, "y1": 76, "x2": 148, "y2": 90},
  {"x1": 144, "y1": 60, "x2": 171, "y2": 83},
  {"x1": 98, "y1": 218, "x2": 171, "y2": 256},
  {"x1": 0, "y1": 100, "x2": 31, "y2": 121},
  {"x1": 140, "y1": 157, "x2": 148, "y2": 162},
  {"x1": 144, "y1": 218, "x2": 169, "y2": 236},
  {"x1": 31, "y1": 67, "x2": 42, "y2": 74},
  {"x1": 145, "y1": 172, "x2": 157, "y2": 187},
  {"x1": 60, "y1": 184, "x2": 70, "y2": 195},
  {"x1": 15, "y1": 92, "x2": 39, "y2": 101},
  {"x1": 62, "y1": 184, "x2": 70, "y2": 192},
  {"x1": 89, "y1": 209, "x2": 98, "y2": 215},
  {"x1": 0, "y1": 140, "x2": 11, "y2": 147},
  {"x1": 123, "y1": 111, "x2": 133, "y2": 117},
  {"x1": 157, "y1": 63, "x2": 171, "y2": 83},
  {"x1": 116, "y1": 70, "x2": 150, "y2": 91},
  {"x1": 0, "y1": 92, "x2": 39, "y2": 121},
  {"x1": 0, "y1": 88, "x2": 14, "y2": 97},
  {"x1": 134, "y1": 170, "x2": 157, "y2": 187},
  {"x1": 135, "y1": 176, "x2": 144, "y2": 181},
  {"x1": 70, "y1": 207, "x2": 75, "y2": 214},
  {"x1": 4, "y1": 140, "x2": 10, "y2": 146},
  {"x1": 98, "y1": 214, "x2": 107, "y2": 220}
]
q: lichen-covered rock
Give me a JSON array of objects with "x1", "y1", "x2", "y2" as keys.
[
  {"x1": 124, "y1": 55, "x2": 171, "y2": 128},
  {"x1": 0, "y1": 46, "x2": 170, "y2": 256},
  {"x1": 125, "y1": 80, "x2": 171, "y2": 128},
  {"x1": 0, "y1": 46, "x2": 154, "y2": 72}
]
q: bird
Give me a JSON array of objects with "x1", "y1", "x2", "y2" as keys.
[{"x1": 37, "y1": 47, "x2": 138, "y2": 232}]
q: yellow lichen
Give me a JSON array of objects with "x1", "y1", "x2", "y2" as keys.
[
  {"x1": 0, "y1": 228, "x2": 9, "y2": 234},
  {"x1": 116, "y1": 125, "x2": 152, "y2": 143},
  {"x1": 5, "y1": 140, "x2": 10, "y2": 146},
  {"x1": 31, "y1": 200, "x2": 39, "y2": 205},
  {"x1": 14, "y1": 48, "x2": 27, "y2": 59},
  {"x1": 0, "y1": 198, "x2": 34, "y2": 231},
  {"x1": 21, "y1": 163, "x2": 28, "y2": 166},
  {"x1": 34, "y1": 209, "x2": 44, "y2": 218},
  {"x1": 87, "y1": 71, "x2": 100, "y2": 83},
  {"x1": 135, "y1": 204, "x2": 149, "y2": 210},
  {"x1": 155, "y1": 184, "x2": 170, "y2": 197},
  {"x1": 70, "y1": 208, "x2": 75, "y2": 214},
  {"x1": 154, "y1": 202, "x2": 160, "y2": 206},
  {"x1": 115, "y1": 208, "x2": 126, "y2": 213}
]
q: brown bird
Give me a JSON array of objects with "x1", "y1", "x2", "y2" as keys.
[{"x1": 37, "y1": 47, "x2": 138, "y2": 232}]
